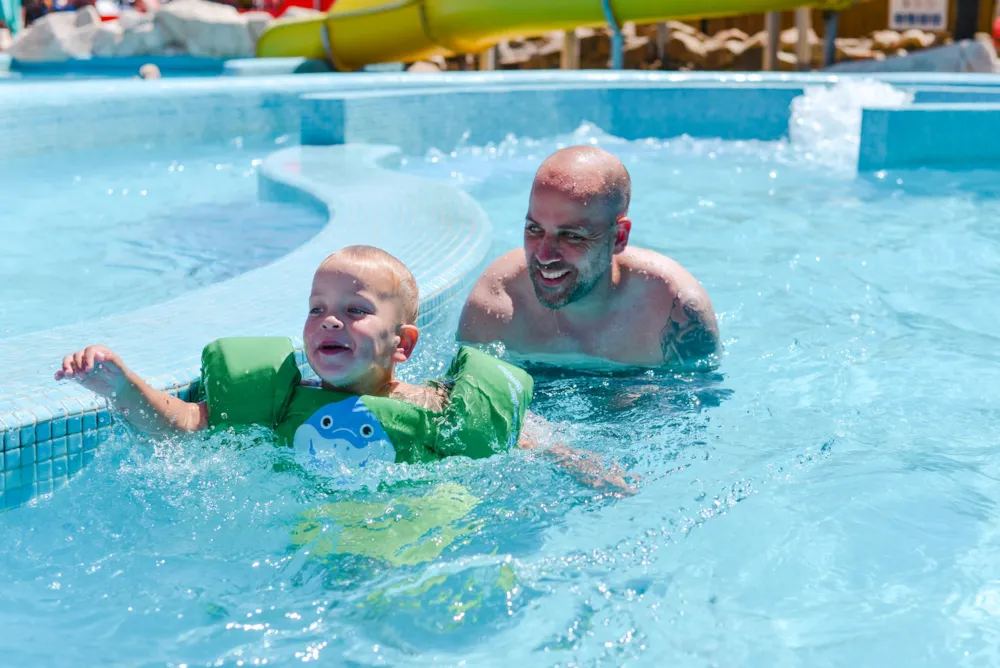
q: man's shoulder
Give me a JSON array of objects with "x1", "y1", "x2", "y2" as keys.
[
  {"x1": 618, "y1": 247, "x2": 701, "y2": 299},
  {"x1": 618, "y1": 247, "x2": 720, "y2": 368},
  {"x1": 458, "y1": 249, "x2": 531, "y2": 342},
  {"x1": 472, "y1": 249, "x2": 537, "y2": 298}
]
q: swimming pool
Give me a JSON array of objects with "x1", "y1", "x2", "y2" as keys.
[{"x1": 3, "y1": 71, "x2": 1000, "y2": 666}]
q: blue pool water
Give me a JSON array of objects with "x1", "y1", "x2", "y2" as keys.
[
  {"x1": 0, "y1": 137, "x2": 325, "y2": 339},
  {"x1": 4, "y1": 89, "x2": 1000, "y2": 665}
]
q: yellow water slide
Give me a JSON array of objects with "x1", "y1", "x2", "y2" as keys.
[{"x1": 256, "y1": 0, "x2": 851, "y2": 71}]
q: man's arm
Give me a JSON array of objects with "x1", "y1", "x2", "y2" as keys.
[
  {"x1": 518, "y1": 411, "x2": 637, "y2": 496},
  {"x1": 457, "y1": 285, "x2": 502, "y2": 344},
  {"x1": 659, "y1": 289, "x2": 721, "y2": 370},
  {"x1": 456, "y1": 257, "x2": 517, "y2": 344}
]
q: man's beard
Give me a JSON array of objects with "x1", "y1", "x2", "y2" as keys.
[{"x1": 529, "y1": 257, "x2": 606, "y2": 310}]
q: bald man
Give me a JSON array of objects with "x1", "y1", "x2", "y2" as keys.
[{"x1": 458, "y1": 146, "x2": 721, "y2": 370}]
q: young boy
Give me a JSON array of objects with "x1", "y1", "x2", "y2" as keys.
[{"x1": 57, "y1": 245, "x2": 635, "y2": 492}]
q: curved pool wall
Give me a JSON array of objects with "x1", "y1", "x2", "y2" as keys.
[
  {"x1": 3, "y1": 70, "x2": 1000, "y2": 509},
  {"x1": 1, "y1": 55, "x2": 333, "y2": 81}
]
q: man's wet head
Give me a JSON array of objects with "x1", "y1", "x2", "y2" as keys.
[{"x1": 524, "y1": 146, "x2": 632, "y2": 309}]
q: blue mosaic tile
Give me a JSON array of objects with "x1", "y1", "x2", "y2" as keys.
[
  {"x1": 83, "y1": 451, "x2": 96, "y2": 466},
  {"x1": 51, "y1": 437, "x2": 67, "y2": 459},
  {"x1": 83, "y1": 431, "x2": 98, "y2": 451},
  {"x1": 37, "y1": 480, "x2": 53, "y2": 497},
  {"x1": 51, "y1": 417, "x2": 67, "y2": 439},
  {"x1": 18, "y1": 425, "x2": 35, "y2": 446},
  {"x1": 67, "y1": 434, "x2": 83, "y2": 455},
  {"x1": 47, "y1": 402, "x2": 70, "y2": 418},
  {"x1": 35, "y1": 440, "x2": 52, "y2": 462},
  {"x1": 36, "y1": 460, "x2": 52, "y2": 482},
  {"x1": 7, "y1": 409, "x2": 36, "y2": 432},
  {"x1": 4, "y1": 468, "x2": 21, "y2": 489},
  {"x1": 52, "y1": 457, "x2": 68, "y2": 479},
  {"x1": 97, "y1": 410, "x2": 112, "y2": 427},
  {"x1": 82, "y1": 412, "x2": 97, "y2": 432},
  {"x1": 19, "y1": 444, "x2": 35, "y2": 466},
  {"x1": 36, "y1": 420, "x2": 52, "y2": 443},
  {"x1": 67, "y1": 416, "x2": 82, "y2": 435},
  {"x1": 76, "y1": 394, "x2": 101, "y2": 413},
  {"x1": 4, "y1": 484, "x2": 34, "y2": 508},
  {"x1": 4, "y1": 448, "x2": 21, "y2": 471},
  {"x1": 4, "y1": 429, "x2": 19, "y2": 452},
  {"x1": 27, "y1": 403, "x2": 53, "y2": 425},
  {"x1": 68, "y1": 454, "x2": 83, "y2": 475},
  {"x1": 19, "y1": 465, "x2": 36, "y2": 485}
]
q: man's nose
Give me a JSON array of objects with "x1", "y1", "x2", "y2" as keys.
[
  {"x1": 321, "y1": 315, "x2": 343, "y2": 330},
  {"x1": 536, "y1": 237, "x2": 562, "y2": 263}
]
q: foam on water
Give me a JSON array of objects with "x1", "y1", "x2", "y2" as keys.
[{"x1": 789, "y1": 79, "x2": 915, "y2": 170}]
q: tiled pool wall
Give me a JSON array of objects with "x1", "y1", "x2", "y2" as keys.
[
  {"x1": 300, "y1": 84, "x2": 804, "y2": 153},
  {"x1": 298, "y1": 77, "x2": 1000, "y2": 170},
  {"x1": 5, "y1": 70, "x2": 1000, "y2": 509}
]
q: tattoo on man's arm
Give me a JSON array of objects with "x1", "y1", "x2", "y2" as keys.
[{"x1": 660, "y1": 297, "x2": 720, "y2": 367}]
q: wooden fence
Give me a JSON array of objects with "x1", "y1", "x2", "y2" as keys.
[{"x1": 684, "y1": 0, "x2": 997, "y2": 38}]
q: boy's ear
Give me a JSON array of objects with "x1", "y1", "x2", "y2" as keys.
[{"x1": 393, "y1": 324, "x2": 419, "y2": 363}]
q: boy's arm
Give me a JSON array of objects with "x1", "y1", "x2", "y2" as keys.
[
  {"x1": 518, "y1": 411, "x2": 638, "y2": 496},
  {"x1": 56, "y1": 345, "x2": 208, "y2": 435}
]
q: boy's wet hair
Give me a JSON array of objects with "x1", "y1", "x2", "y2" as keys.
[{"x1": 328, "y1": 245, "x2": 419, "y2": 325}]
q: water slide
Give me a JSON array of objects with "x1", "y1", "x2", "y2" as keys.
[{"x1": 256, "y1": 0, "x2": 853, "y2": 71}]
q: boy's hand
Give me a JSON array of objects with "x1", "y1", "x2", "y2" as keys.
[
  {"x1": 55, "y1": 345, "x2": 130, "y2": 397},
  {"x1": 54, "y1": 345, "x2": 207, "y2": 434}
]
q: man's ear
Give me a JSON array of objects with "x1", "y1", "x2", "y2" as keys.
[
  {"x1": 393, "y1": 324, "x2": 420, "y2": 363},
  {"x1": 613, "y1": 216, "x2": 632, "y2": 254}
]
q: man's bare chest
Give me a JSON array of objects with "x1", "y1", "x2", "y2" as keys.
[{"x1": 511, "y1": 311, "x2": 659, "y2": 364}]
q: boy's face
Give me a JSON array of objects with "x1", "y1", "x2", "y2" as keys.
[{"x1": 303, "y1": 258, "x2": 409, "y2": 392}]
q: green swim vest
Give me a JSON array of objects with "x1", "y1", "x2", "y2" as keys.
[{"x1": 199, "y1": 337, "x2": 533, "y2": 472}]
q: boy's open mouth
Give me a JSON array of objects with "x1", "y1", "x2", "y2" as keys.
[{"x1": 318, "y1": 342, "x2": 350, "y2": 355}]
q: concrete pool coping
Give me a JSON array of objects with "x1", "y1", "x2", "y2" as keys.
[{"x1": 5, "y1": 69, "x2": 1000, "y2": 507}]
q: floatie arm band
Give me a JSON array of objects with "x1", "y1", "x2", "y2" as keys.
[
  {"x1": 200, "y1": 337, "x2": 534, "y2": 460},
  {"x1": 434, "y1": 346, "x2": 533, "y2": 459},
  {"x1": 201, "y1": 336, "x2": 301, "y2": 430}
]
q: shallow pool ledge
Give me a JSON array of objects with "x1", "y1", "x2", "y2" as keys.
[
  {"x1": 0, "y1": 143, "x2": 491, "y2": 509},
  {"x1": 299, "y1": 83, "x2": 809, "y2": 153},
  {"x1": 859, "y1": 102, "x2": 1000, "y2": 171}
]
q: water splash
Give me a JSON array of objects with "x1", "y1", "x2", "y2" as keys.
[
  {"x1": 788, "y1": 78, "x2": 914, "y2": 171},
  {"x1": 412, "y1": 79, "x2": 914, "y2": 183}
]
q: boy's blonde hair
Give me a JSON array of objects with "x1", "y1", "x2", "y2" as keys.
[{"x1": 326, "y1": 245, "x2": 419, "y2": 325}]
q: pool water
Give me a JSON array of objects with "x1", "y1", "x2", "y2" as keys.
[
  {"x1": 0, "y1": 137, "x2": 325, "y2": 339},
  {"x1": 4, "y1": 84, "x2": 1000, "y2": 666}
]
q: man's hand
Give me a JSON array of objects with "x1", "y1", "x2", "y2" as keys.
[
  {"x1": 519, "y1": 412, "x2": 639, "y2": 496},
  {"x1": 56, "y1": 345, "x2": 130, "y2": 398},
  {"x1": 544, "y1": 444, "x2": 639, "y2": 496}
]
